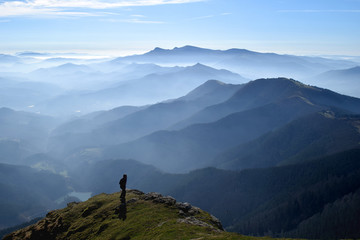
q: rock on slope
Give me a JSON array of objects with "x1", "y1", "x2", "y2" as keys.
[{"x1": 3, "y1": 190, "x2": 251, "y2": 240}]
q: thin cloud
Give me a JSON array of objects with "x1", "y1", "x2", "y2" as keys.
[
  {"x1": 101, "y1": 12, "x2": 164, "y2": 24},
  {"x1": 123, "y1": 18, "x2": 164, "y2": 24},
  {"x1": 278, "y1": 9, "x2": 360, "y2": 13},
  {"x1": 188, "y1": 12, "x2": 231, "y2": 21},
  {"x1": 0, "y1": 0, "x2": 206, "y2": 17},
  {"x1": 131, "y1": 14, "x2": 146, "y2": 18},
  {"x1": 190, "y1": 15, "x2": 214, "y2": 20},
  {"x1": 102, "y1": 17, "x2": 164, "y2": 24}
]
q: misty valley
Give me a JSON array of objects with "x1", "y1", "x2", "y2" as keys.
[{"x1": 1, "y1": 46, "x2": 360, "y2": 239}]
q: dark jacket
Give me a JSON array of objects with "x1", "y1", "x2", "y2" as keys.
[{"x1": 119, "y1": 175, "x2": 127, "y2": 190}]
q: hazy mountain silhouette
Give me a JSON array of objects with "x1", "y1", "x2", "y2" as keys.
[
  {"x1": 102, "y1": 96, "x2": 322, "y2": 172},
  {"x1": 214, "y1": 110, "x2": 360, "y2": 170},
  {"x1": 312, "y1": 65, "x2": 360, "y2": 81},
  {"x1": 115, "y1": 45, "x2": 357, "y2": 79},
  {"x1": 84, "y1": 63, "x2": 247, "y2": 104},
  {"x1": 29, "y1": 63, "x2": 107, "y2": 90},
  {"x1": 31, "y1": 63, "x2": 93, "y2": 75},
  {"x1": 0, "y1": 54, "x2": 20, "y2": 67},
  {"x1": 0, "y1": 107, "x2": 57, "y2": 153},
  {"x1": 0, "y1": 139, "x2": 33, "y2": 165},
  {"x1": 33, "y1": 63, "x2": 246, "y2": 115},
  {"x1": 2, "y1": 48, "x2": 360, "y2": 239},
  {"x1": 172, "y1": 78, "x2": 360, "y2": 129},
  {"x1": 48, "y1": 80, "x2": 243, "y2": 157},
  {"x1": 0, "y1": 77, "x2": 63, "y2": 112},
  {"x1": 306, "y1": 66, "x2": 360, "y2": 97},
  {"x1": 91, "y1": 79, "x2": 243, "y2": 145},
  {"x1": 98, "y1": 78, "x2": 360, "y2": 172},
  {"x1": 0, "y1": 163, "x2": 69, "y2": 229},
  {"x1": 51, "y1": 105, "x2": 146, "y2": 136}
]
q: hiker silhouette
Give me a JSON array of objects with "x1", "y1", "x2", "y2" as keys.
[
  {"x1": 119, "y1": 174, "x2": 127, "y2": 202},
  {"x1": 118, "y1": 174, "x2": 127, "y2": 220}
]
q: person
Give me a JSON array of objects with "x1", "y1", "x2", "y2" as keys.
[{"x1": 119, "y1": 174, "x2": 127, "y2": 201}]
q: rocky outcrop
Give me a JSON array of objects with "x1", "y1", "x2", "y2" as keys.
[
  {"x1": 3, "y1": 211, "x2": 69, "y2": 240},
  {"x1": 139, "y1": 191, "x2": 223, "y2": 230}
]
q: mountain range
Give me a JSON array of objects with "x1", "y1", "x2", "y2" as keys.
[
  {"x1": 1, "y1": 46, "x2": 359, "y2": 115},
  {"x1": 47, "y1": 80, "x2": 243, "y2": 157},
  {"x1": 97, "y1": 78, "x2": 360, "y2": 172},
  {"x1": 1, "y1": 46, "x2": 360, "y2": 239},
  {"x1": 116, "y1": 45, "x2": 357, "y2": 79}
]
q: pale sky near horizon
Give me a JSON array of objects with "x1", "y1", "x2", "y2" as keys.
[{"x1": 0, "y1": 0, "x2": 359, "y2": 57}]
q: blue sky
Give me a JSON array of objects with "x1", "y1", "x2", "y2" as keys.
[{"x1": 0, "y1": 0, "x2": 359, "y2": 56}]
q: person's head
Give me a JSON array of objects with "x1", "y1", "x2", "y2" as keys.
[{"x1": 123, "y1": 174, "x2": 127, "y2": 179}]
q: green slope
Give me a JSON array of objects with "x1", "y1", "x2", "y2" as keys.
[{"x1": 3, "y1": 190, "x2": 287, "y2": 240}]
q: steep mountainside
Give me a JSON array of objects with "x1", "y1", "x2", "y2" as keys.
[
  {"x1": 48, "y1": 80, "x2": 243, "y2": 157},
  {"x1": 90, "y1": 80, "x2": 243, "y2": 145},
  {"x1": 68, "y1": 149, "x2": 360, "y2": 239},
  {"x1": 0, "y1": 163, "x2": 69, "y2": 229},
  {"x1": 3, "y1": 190, "x2": 249, "y2": 240},
  {"x1": 103, "y1": 95, "x2": 323, "y2": 172},
  {"x1": 214, "y1": 110, "x2": 360, "y2": 170},
  {"x1": 169, "y1": 149, "x2": 360, "y2": 239},
  {"x1": 173, "y1": 77, "x2": 360, "y2": 129}
]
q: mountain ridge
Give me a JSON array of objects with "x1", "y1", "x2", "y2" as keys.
[
  {"x1": 214, "y1": 110, "x2": 360, "y2": 170},
  {"x1": 172, "y1": 77, "x2": 360, "y2": 129},
  {"x1": 116, "y1": 46, "x2": 357, "y2": 79}
]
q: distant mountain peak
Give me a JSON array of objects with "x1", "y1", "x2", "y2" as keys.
[
  {"x1": 203, "y1": 79, "x2": 226, "y2": 85},
  {"x1": 146, "y1": 46, "x2": 215, "y2": 56},
  {"x1": 249, "y1": 77, "x2": 309, "y2": 87},
  {"x1": 152, "y1": 47, "x2": 167, "y2": 52},
  {"x1": 346, "y1": 66, "x2": 360, "y2": 73},
  {"x1": 0, "y1": 107, "x2": 14, "y2": 114},
  {"x1": 191, "y1": 63, "x2": 210, "y2": 69},
  {"x1": 173, "y1": 45, "x2": 209, "y2": 52},
  {"x1": 146, "y1": 47, "x2": 169, "y2": 55},
  {"x1": 224, "y1": 48, "x2": 256, "y2": 55},
  {"x1": 46, "y1": 63, "x2": 92, "y2": 72}
]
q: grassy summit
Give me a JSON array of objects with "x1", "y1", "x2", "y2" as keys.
[
  {"x1": 4, "y1": 190, "x2": 301, "y2": 240},
  {"x1": 2, "y1": 190, "x2": 247, "y2": 240}
]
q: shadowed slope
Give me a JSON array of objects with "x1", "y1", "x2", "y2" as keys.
[{"x1": 173, "y1": 78, "x2": 360, "y2": 129}]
